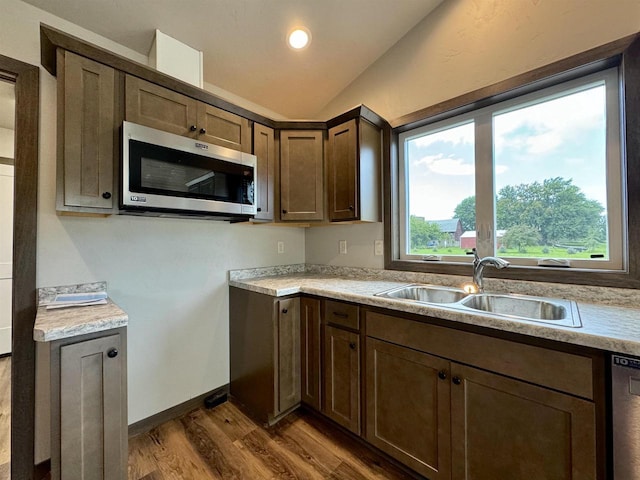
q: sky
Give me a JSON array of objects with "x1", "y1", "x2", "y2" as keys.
[{"x1": 405, "y1": 80, "x2": 611, "y2": 223}]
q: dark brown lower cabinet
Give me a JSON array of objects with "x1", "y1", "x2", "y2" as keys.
[
  {"x1": 323, "y1": 325, "x2": 360, "y2": 434},
  {"x1": 366, "y1": 338, "x2": 451, "y2": 480},
  {"x1": 300, "y1": 297, "x2": 322, "y2": 409},
  {"x1": 229, "y1": 288, "x2": 301, "y2": 424},
  {"x1": 50, "y1": 328, "x2": 127, "y2": 480},
  {"x1": 450, "y1": 363, "x2": 596, "y2": 480},
  {"x1": 277, "y1": 298, "x2": 301, "y2": 414},
  {"x1": 365, "y1": 336, "x2": 598, "y2": 480}
]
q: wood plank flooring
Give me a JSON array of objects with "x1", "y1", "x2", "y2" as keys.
[
  {"x1": 128, "y1": 402, "x2": 416, "y2": 480},
  {"x1": 0, "y1": 356, "x2": 10, "y2": 479}
]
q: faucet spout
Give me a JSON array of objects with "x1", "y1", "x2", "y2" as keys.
[{"x1": 471, "y1": 248, "x2": 510, "y2": 292}]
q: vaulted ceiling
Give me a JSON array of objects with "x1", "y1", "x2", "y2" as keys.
[{"x1": 22, "y1": 0, "x2": 442, "y2": 119}]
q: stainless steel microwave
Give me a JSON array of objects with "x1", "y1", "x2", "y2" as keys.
[{"x1": 122, "y1": 121, "x2": 256, "y2": 218}]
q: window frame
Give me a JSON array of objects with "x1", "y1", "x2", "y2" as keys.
[
  {"x1": 397, "y1": 68, "x2": 624, "y2": 271},
  {"x1": 384, "y1": 33, "x2": 640, "y2": 289}
]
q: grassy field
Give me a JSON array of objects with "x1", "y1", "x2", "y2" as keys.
[{"x1": 411, "y1": 245, "x2": 607, "y2": 259}]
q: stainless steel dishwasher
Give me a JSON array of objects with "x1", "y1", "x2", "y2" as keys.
[{"x1": 612, "y1": 354, "x2": 640, "y2": 479}]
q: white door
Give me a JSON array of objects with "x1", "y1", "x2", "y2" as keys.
[{"x1": 0, "y1": 163, "x2": 13, "y2": 354}]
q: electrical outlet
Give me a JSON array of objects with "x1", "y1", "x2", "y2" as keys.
[
  {"x1": 374, "y1": 240, "x2": 384, "y2": 256},
  {"x1": 339, "y1": 240, "x2": 347, "y2": 255},
  {"x1": 277, "y1": 241, "x2": 284, "y2": 254}
]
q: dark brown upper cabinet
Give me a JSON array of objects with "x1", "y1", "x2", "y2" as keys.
[
  {"x1": 57, "y1": 50, "x2": 119, "y2": 214},
  {"x1": 279, "y1": 130, "x2": 324, "y2": 222},
  {"x1": 125, "y1": 75, "x2": 251, "y2": 153},
  {"x1": 198, "y1": 102, "x2": 251, "y2": 153},
  {"x1": 327, "y1": 118, "x2": 381, "y2": 222},
  {"x1": 252, "y1": 123, "x2": 276, "y2": 221}
]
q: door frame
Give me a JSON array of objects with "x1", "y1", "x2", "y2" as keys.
[{"x1": 0, "y1": 54, "x2": 39, "y2": 480}]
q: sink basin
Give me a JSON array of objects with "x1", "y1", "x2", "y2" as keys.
[
  {"x1": 459, "y1": 293, "x2": 581, "y2": 327},
  {"x1": 375, "y1": 284, "x2": 581, "y2": 328},
  {"x1": 375, "y1": 284, "x2": 467, "y2": 304}
]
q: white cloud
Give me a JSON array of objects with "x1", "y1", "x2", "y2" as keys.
[
  {"x1": 413, "y1": 153, "x2": 474, "y2": 175},
  {"x1": 494, "y1": 84, "x2": 606, "y2": 156},
  {"x1": 410, "y1": 121, "x2": 474, "y2": 148}
]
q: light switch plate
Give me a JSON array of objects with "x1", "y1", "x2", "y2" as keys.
[
  {"x1": 339, "y1": 240, "x2": 347, "y2": 255},
  {"x1": 277, "y1": 241, "x2": 284, "y2": 254},
  {"x1": 374, "y1": 240, "x2": 384, "y2": 256}
]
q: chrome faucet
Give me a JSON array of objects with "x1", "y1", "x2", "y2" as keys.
[{"x1": 472, "y1": 248, "x2": 510, "y2": 292}]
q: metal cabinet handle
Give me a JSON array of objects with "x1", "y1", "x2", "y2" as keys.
[
  {"x1": 107, "y1": 348, "x2": 118, "y2": 358},
  {"x1": 452, "y1": 376, "x2": 462, "y2": 385},
  {"x1": 256, "y1": 207, "x2": 262, "y2": 212},
  {"x1": 332, "y1": 311, "x2": 349, "y2": 318},
  {"x1": 102, "y1": 192, "x2": 112, "y2": 199},
  {"x1": 438, "y1": 370, "x2": 447, "y2": 380},
  {"x1": 349, "y1": 342, "x2": 357, "y2": 350},
  {"x1": 282, "y1": 209, "x2": 288, "y2": 214},
  {"x1": 199, "y1": 128, "x2": 207, "y2": 134},
  {"x1": 190, "y1": 125, "x2": 197, "y2": 132},
  {"x1": 348, "y1": 205, "x2": 354, "y2": 211},
  {"x1": 282, "y1": 308, "x2": 288, "y2": 314}
]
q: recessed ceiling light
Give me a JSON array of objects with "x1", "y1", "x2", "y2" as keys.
[{"x1": 288, "y1": 27, "x2": 311, "y2": 50}]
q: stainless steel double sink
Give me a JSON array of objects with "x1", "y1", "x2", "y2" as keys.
[{"x1": 375, "y1": 284, "x2": 582, "y2": 328}]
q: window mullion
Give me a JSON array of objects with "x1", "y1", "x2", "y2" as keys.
[{"x1": 474, "y1": 112, "x2": 495, "y2": 258}]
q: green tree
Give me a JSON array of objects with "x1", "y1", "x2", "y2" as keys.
[
  {"x1": 453, "y1": 178, "x2": 603, "y2": 246},
  {"x1": 496, "y1": 178, "x2": 603, "y2": 245},
  {"x1": 502, "y1": 225, "x2": 542, "y2": 253},
  {"x1": 453, "y1": 196, "x2": 476, "y2": 232},
  {"x1": 409, "y1": 216, "x2": 443, "y2": 250}
]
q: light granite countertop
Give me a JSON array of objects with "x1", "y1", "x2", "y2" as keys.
[
  {"x1": 34, "y1": 282, "x2": 128, "y2": 342},
  {"x1": 34, "y1": 299, "x2": 128, "y2": 342},
  {"x1": 229, "y1": 269, "x2": 640, "y2": 356}
]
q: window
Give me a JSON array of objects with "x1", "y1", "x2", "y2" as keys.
[{"x1": 398, "y1": 68, "x2": 624, "y2": 271}]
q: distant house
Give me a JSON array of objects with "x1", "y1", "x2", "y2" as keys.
[
  {"x1": 460, "y1": 230, "x2": 507, "y2": 250},
  {"x1": 428, "y1": 219, "x2": 463, "y2": 242}
]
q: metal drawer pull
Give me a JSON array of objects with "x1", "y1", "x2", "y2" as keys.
[
  {"x1": 349, "y1": 342, "x2": 357, "y2": 350},
  {"x1": 107, "y1": 348, "x2": 118, "y2": 358},
  {"x1": 332, "y1": 311, "x2": 349, "y2": 318}
]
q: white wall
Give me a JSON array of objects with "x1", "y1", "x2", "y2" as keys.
[
  {"x1": 308, "y1": 0, "x2": 640, "y2": 269},
  {"x1": 0, "y1": 128, "x2": 14, "y2": 158},
  {"x1": 0, "y1": 0, "x2": 305, "y2": 433},
  {"x1": 317, "y1": 0, "x2": 640, "y2": 121},
  {"x1": 0, "y1": 164, "x2": 14, "y2": 355},
  {"x1": 305, "y1": 223, "x2": 384, "y2": 268}
]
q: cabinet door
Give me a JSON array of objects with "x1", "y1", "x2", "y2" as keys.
[
  {"x1": 279, "y1": 130, "x2": 324, "y2": 221},
  {"x1": 60, "y1": 50, "x2": 116, "y2": 210},
  {"x1": 276, "y1": 298, "x2": 301, "y2": 414},
  {"x1": 253, "y1": 123, "x2": 276, "y2": 221},
  {"x1": 451, "y1": 363, "x2": 596, "y2": 480},
  {"x1": 60, "y1": 334, "x2": 125, "y2": 480},
  {"x1": 125, "y1": 75, "x2": 198, "y2": 137},
  {"x1": 328, "y1": 119, "x2": 358, "y2": 221},
  {"x1": 323, "y1": 325, "x2": 360, "y2": 434},
  {"x1": 366, "y1": 338, "x2": 451, "y2": 480},
  {"x1": 300, "y1": 297, "x2": 321, "y2": 410},
  {"x1": 197, "y1": 103, "x2": 251, "y2": 152}
]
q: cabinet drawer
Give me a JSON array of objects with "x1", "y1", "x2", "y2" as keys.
[
  {"x1": 324, "y1": 300, "x2": 359, "y2": 330},
  {"x1": 365, "y1": 311, "x2": 594, "y2": 399}
]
